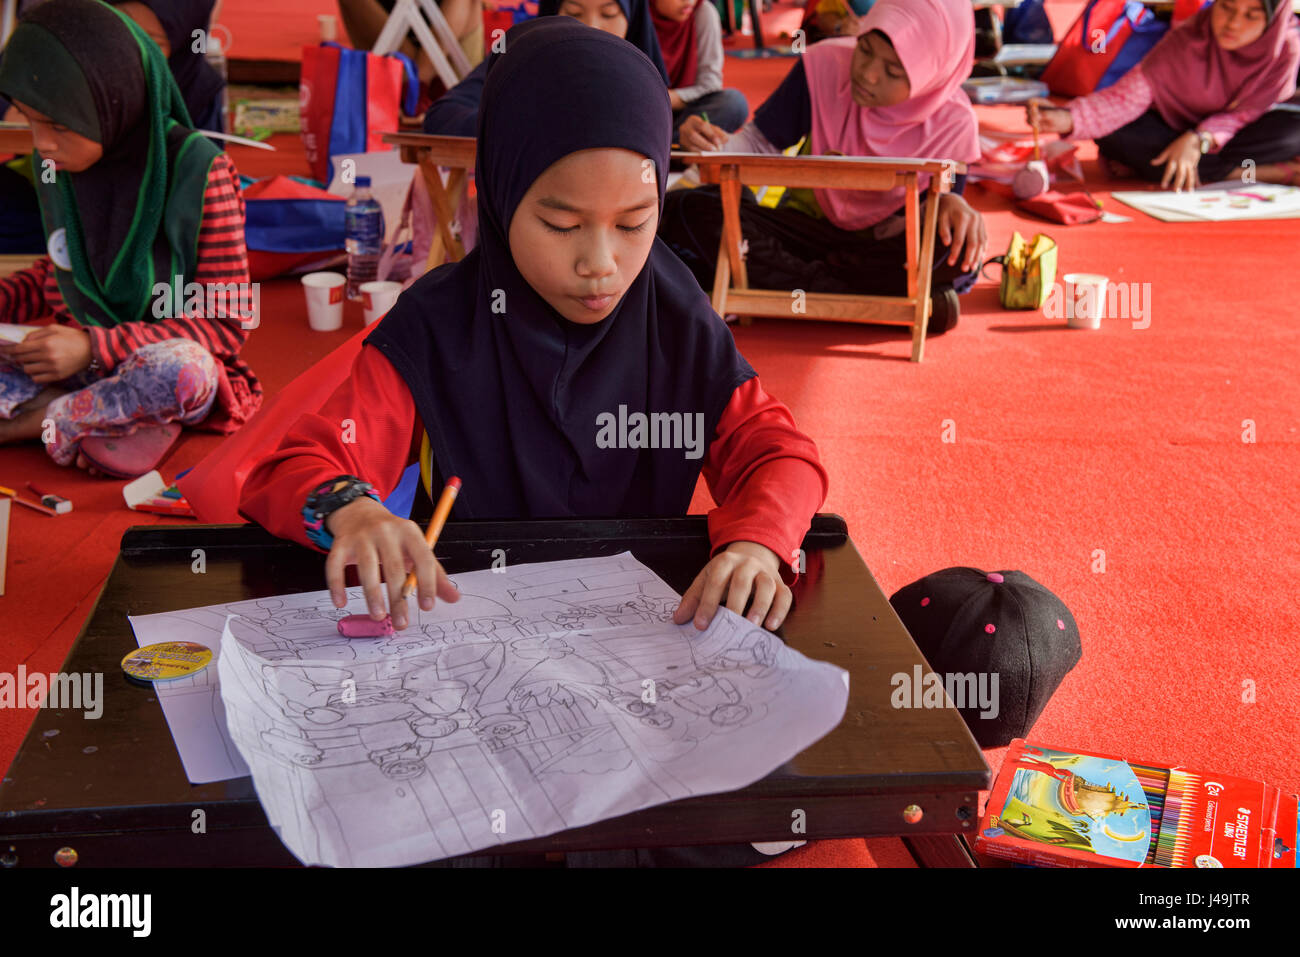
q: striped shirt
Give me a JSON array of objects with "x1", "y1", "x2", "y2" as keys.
[{"x1": 0, "y1": 151, "x2": 262, "y2": 433}]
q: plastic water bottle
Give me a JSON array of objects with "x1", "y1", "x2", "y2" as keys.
[{"x1": 345, "y1": 176, "x2": 385, "y2": 301}]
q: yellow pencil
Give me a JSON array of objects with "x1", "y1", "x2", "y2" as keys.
[{"x1": 400, "y1": 476, "x2": 461, "y2": 600}]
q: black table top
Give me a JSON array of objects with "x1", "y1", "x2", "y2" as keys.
[{"x1": 0, "y1": 515, "x2": 989, "y2": 863}]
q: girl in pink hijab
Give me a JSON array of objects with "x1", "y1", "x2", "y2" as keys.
[
  {"x1": 661, "y1": 0, "x2": 985, "y2": 333},
  {"x1": 1030, "y1": 0, "x2": 1300, "y2": 191}
]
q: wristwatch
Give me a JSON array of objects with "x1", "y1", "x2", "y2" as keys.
[{"x1": 302, "y1": 475, "x2": 381, "y2": 550}]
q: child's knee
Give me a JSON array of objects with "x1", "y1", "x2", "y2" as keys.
[{"x1": 124, "y1": 340, "x2": 219, "y2": 418}]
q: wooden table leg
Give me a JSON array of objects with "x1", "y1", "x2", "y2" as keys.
[
  {"x1": 904, "y1": 173, "x2": 926, "y2": 363},
  {"x1": 711, "y1": 235, "x2": 731, "y2": 317},
  {"x1": 911, "y1": 174, "x2": 944, "y2": 363},
  {"x1": 419, "y1": 155, "x2": 466, "y2": 272}
]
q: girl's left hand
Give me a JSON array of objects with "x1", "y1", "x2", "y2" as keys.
[
  {"x1": 1153, "y1": 132, "x2": 1201, "y2": 192},
  {"x1": 5, "y1": 326, "x2": 92, "y2": 384},
  {"x1": 672, "y1": 540, "x2": 792, "y2": 632},
  {"x1": 937, "y1": 192, "x2": 988, "y2": 273}
]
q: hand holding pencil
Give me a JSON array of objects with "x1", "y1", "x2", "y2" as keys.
[{"x1": 323, "y1": 477, "x2": 462, "y2": 630}]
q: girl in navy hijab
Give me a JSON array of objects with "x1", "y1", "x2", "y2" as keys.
[
  {"x1": 423, "y1": 0, "x2": 669, "y2": 136},
  {"x1": 242, "y1": 17, "x2": 825, "y2": 647}
]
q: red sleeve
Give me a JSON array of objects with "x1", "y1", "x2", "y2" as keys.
[
  {"x1": 238, "y1": 345, "x2": 424, "y2": 549},
  {"x1": 84, "y1": 152, "x2": 253, "y2": 372},
  {"x1": 0, "y1": 257, "x2": 53, "y2": 324},
  {"x1": 702, "y1": 376, "x2": 828, "y2": 566}
]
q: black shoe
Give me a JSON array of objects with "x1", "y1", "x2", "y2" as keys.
[{"x1": 927, "y1": 286, "x2": 960, "y2": 335}]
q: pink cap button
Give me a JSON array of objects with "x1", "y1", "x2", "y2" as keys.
[{"x1": 986, "y1": 573, "x2": 1004, "y2": 583}]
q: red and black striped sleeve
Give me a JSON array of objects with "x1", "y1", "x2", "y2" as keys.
[
  {"x1": 82, "y1": 152, "x2": 253, "y2": 372},
  {"x1": 0, "y1": 256, "x2": 53, "y2": 324}
]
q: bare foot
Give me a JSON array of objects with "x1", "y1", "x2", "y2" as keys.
[
  {"x1": 0, "y1": 386, "x2": 68, "y2": 445},
  {"x1": 1253, "y1": 160, "x2": 1300, "y2": 185}
]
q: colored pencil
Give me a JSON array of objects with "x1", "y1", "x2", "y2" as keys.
[
  {"x1": 0, "y1": 485, "x2": 57, "y2": 516},
  {"x1": 400, "y1": 476, "x2": 461, "y2": 601}
]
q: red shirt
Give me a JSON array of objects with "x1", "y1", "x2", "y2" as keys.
[
  {"x1": 240, "y1": 343, "x2": 828, "y2": 564},
  {"x1": 0, "y1": 152, "x2": 261, "y2": 433}
]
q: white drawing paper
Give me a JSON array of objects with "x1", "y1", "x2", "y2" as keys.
[
  {"x1": 194, "y1": 552, "x2": 848, "y2": 867},
  {"x1": 1111, "y1": 182, "x2": 1300, "y2": 222}
]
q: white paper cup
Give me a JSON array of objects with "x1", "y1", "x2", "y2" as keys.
[
  {"x1": 360, "y1": 280, "x2": 403, "y2": 325},
  {"x1": 1063, "y1": 273, "x2": 1108, "y2": 330},
  {"x1": 301, "y1": 272, "x2": 346, "y2": 331}
]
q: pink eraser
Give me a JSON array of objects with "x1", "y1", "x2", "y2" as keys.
[{"x1": 337, "y1": 614, "x2": 394, "y2": 637}]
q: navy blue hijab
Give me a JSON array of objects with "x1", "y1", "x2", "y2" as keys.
[
  {"x1": 368, "y1": 17, "x2": 754, "y2": 520},
  {"x1": 538, "y1": 0, "x2": 669, "y2": 82},
  {"x1": 423, "y1": 0, "x2": 668, "y2": 135}
]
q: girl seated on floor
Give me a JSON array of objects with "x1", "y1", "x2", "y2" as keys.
[
  {"x1": 241, "y1": 20, "x2": 827, "y2": 864},
  {"x1": 423, "y1": 0, "x2": 670, "y2": 136},
  {"x1": 111, "y1": 1, "x2": 228, "y2": 135},
  {"x1": 2, "y1": 0, "x2": 227, "y2": 253},
  {"x1": 650, "y1": 0, "x2": 749, "y2": 141},
  {"x1": 660, "y1": 0, "x2": 986, "y2": 333},
  {"x1": 242, "y1": 15, "x2": 825, "y2": 639},
  {"x1": 0, "y1": 0, "x2": 261, "y2": 478},
  {"x1": 1028, "y1": 0, "x2": 1300, "y2": 191}
]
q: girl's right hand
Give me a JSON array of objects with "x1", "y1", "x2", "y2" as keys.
[
  {"x1": 323, "y1": 496, "x2": 460, "y2": 630},
  {"x1": 1026, "y1": 98, "x2": 1073, "y2": 136},
  {"x1": 678, "y1": 114, "x2": 728, "y2": 152}
]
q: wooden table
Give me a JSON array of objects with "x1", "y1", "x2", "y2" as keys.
[
  {"x1": 679, "y1": 151, "x2": 960, "y2": 363},
  {"x1": 0, "y1": 516, "x2": 989, "y2": 867},
  {"x1": 383, "y1": 131, "x2": 476, "y2": 271}
]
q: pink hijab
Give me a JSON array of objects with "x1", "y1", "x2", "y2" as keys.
[
  {"x1": 802, "y1": 0, "x2": 980, "y2": 231},
  {"x1": 1142, "y1": 1, "x2": 1299, "y2": 130}
]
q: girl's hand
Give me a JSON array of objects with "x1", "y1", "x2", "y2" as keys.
[
  {"x1": 677, "y1": 114, "x2": 728, "y2": 152},
  {"x1": 672, "y1": 540, "x2": 792, "y2": 632},
  {"x1": 1153, "y1": 132, "x2": 1201, "y2": 192},
  {"x1": 668, "y1": 90, "x2": 686, "y2": 112},
  {"x1": 1026, "y1": 98, "x2": 1073, "y2": 135},
  {"x1": 937, "y1": 192, "x2": 988, "y2": 273},
  {"x1": 323, "y1": 496, "x2": 460, "y2": 630},
  {"x1": 5, "y1": 326, "x2": 92, "y2": 383}
]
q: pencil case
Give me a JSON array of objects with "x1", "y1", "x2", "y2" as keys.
[{"x1": 982, "y1": 231, "x2": 1057, "y2": 310}]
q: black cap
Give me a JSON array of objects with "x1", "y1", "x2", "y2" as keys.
[{"x1": 889, "y1": 567, "x2": 1081, "y2": 748}]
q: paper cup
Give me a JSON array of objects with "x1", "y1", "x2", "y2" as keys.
[
  {"x1": 1063, "y1": 273, "x2": 1108, "y2": 330},
  {"x1": 360, "y1": 280, "x2": 403, "y2": 325},
  {"x1": 301, "y1": 272, "x2": 346, "y2": 331}
]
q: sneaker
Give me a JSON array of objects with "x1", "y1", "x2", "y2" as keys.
[{"x1": 927, "y1": 286, "x2": 960, "y2": 335}]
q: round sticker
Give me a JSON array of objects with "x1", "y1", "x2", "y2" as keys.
[
  {"x1": 47, "y1": 227, "x2": 71, "y2": 271},
  {"x1": 121, "y1": 641, "x2": 212, "y2": 682}
]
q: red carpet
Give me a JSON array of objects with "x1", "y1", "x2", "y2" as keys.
[{"x1": 3, "y1": 1, "x2": 1297, "y2": 868}]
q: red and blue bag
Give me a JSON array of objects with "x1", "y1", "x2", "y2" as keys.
[
  {"x1": 1040, "y1": 0, "x2": 1168, "y2": 98},
  {"x1": 240, "y1": 175, "x2": 346, "y2": 281},
  {"x1": 299, "y1": 43, "x2": 419, "y2": 184}
]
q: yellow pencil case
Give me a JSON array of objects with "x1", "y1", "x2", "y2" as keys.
[{"x1": 983, "y1": 231, "x2": 1058, "y2": 310}]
